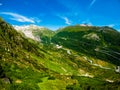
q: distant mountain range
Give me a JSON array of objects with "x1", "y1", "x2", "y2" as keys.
[{"x1": 0, "y1": 17, "x2": 120, "y2": 90}]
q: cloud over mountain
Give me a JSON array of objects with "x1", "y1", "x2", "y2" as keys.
[
  {"x1": 0, "y1": 12, "x2": 41, "y2": 23},
  {"x1": 61, "y1": 16, "x2": 71, "y2": 25}
]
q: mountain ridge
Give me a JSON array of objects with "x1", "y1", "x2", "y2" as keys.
[
  {"x1": 0, "y1": 17, "x2": 120, "y2": 90},
  {"x1": 52, "y1": 25, "x2": 120, "y2": 65}
]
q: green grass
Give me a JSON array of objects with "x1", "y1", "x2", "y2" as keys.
[
  {"x1": 38, "y1": 78, "x2": 66, "y2": 90},
  {"x1": 0, "y1": 18, "x2": 120, "y2": 90}
]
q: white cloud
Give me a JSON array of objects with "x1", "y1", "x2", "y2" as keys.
[
  {"x1": 61, "y1": 17, "x2": 71, "y2": 25},
  {"x1": 89, "y1": 0, "x2": 96, "y2": 9},
  {"x1": 0, "y1": 3, "x2": 3, "y2": 6},
  {"x1": 108, "y1": 24, "x2": 115, "y2": 27},
  {"x1": 0, "y1": 12, "x2": 41, "y2": 23}
]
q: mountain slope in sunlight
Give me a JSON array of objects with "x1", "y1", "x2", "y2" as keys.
[
  {"x1": 52, "y1": 25, "x2": 120, "y2": 65},
  {"x1": 14, "y1": 25, "x2": 55, "y2": 43},
  {"x1": 0, "y1": 17, "x2": 120, "y2": 90}
]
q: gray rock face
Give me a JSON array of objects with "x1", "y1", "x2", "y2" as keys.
[
  {"x1": 115, "y1": 66, "x2": 120, "y2": 73},
  {"x1": 2, "y1": 78, "x2": 11, "y2": 84}
]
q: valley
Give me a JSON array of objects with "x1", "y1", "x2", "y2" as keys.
[{"x1": 0, "y1": 17, "x2": 120, "y2": 90}]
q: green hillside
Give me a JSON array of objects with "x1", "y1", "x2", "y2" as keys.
[
  {"x1": 52, "y1": 25, "x2": 120, "y2": 65},
  {"x1": 0, "y1": 18, "x2": 120, "y2": 90}
]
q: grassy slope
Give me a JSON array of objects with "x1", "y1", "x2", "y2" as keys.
[
  {"x1": 0, "y1": 18, "x2": 120, "y2": 90},
  {"x1": 52, "y1": 25, "x2": 120, "y2": 65}
]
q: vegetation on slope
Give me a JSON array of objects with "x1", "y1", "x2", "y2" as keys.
[
  {"x1": 0, "y1": 17, "x2": 120, "y2": 90},
  {"x1": 52, "y1": 25, "x2": 120, "y2": 65}
]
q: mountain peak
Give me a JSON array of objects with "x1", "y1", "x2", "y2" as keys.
[
  {"x1": 80, "y1": 23, "x2": 92, "y2": 26},
  {"x1": 13, "y1": 24, "x2": 44, "y2": 31},
  {"x1": 13, "y1": 25, "x2": 45, "y2": 41}
]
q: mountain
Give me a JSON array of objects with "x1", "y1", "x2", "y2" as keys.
[
  {"x1": 14, "y1": 25, "x2": 55, "y2": 43},
  {"x1": 0, "y1": 17, "x2": 120, "y2": 90},
  {"x1": 0, "y1": 17, "x2": 53, "y2": 89},
  {"x1": 13, "y1": 25, "x2": 44, "y2": 41},
  {"x1": 52, "y1": 25, "x2": 120, "y2": 65}
]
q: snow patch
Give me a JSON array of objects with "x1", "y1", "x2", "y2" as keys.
[
  {"x1": 56, "y1": 44, "x2": 62, "y2": 49},
  {"x1": 105, "y1": 79, "x2": 114, "y2": 83},
  {"x1": 13, "y1": 25, "x2": 43, "y2": 41},
  {"x1": 115, "y1": 66, "x2": 120, "y2": 73},
  {"x1": 83, "y1": 73, "x2": 94, "y2": 78},
  {"x1": 67, "y1": 50, "x2": 71, "y2": 55},
  {"x1": 80, "y1": 23, "x2": 92, "y2": 26}
]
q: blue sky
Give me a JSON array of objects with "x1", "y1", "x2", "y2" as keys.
[{"x1": 0, "y1": 0, "x2": 120, "y2": 30}]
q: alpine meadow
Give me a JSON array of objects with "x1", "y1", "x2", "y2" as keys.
[{"x1": 0, "y1": 0, "x2": 120, "y2": 90}]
